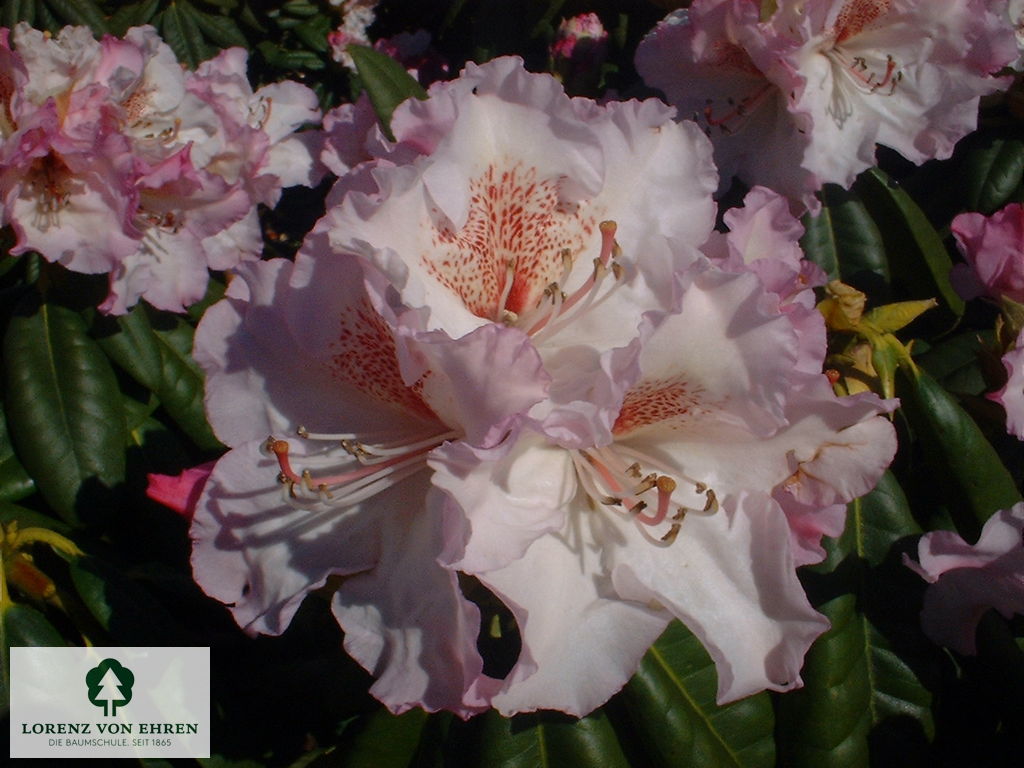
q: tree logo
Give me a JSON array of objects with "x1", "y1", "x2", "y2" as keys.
[{"x1": 85, "y1": 658, "x2": 135, "y2": 716}]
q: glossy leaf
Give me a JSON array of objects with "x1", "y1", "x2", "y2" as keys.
[
  {"x1": 962, "y1": 131, "x2": 1024, "y2": 215},
  {"x1": 330, "y1": 708, "x2": 429, "y2": 768},
  {"x1": 1, "y1": 602, "x2": 64, "y2": 714},
  {"x1": 41, "y1": 0, "x2": 109, "y2": 34},
  {"x1": 801, "y1": 185, "x2": 889, "y2": 293},
  {"x1": 159, "y1": 0, "x2": 214, "y2": 68},
  {"x1": 187, "y1": 4, "x2": 249, "y2": 50},
  {"x1": 855, "y1": 168, "x2": 964, "y2": 317},
  {"x1": 621, "y1": 621, "x2": 775, "y2": 768},
  {"x1": 108, "y1": 0, "x2": 161, "y2": 36},
  {"x1": 4, "y1": 296, "x2": 126, "y2": 522},
  {"x1": 453, "y1": 708, "x2": 630, "y2": 768},
  {"x1": 349, "y1": 44, "x2": 427, "y2": 140},
  {"x1": 898, "y1": 367, "x2": 1021, "y2": 533},
  {"x1": 914, "y1": 331, "x2": 995, "y2": 397},
  {"x1": 69, "y1": 557, "x2": 189, "y2": 645},
  {"x1": 0, "y1": 404, "x2": 34, "y2": 503},
  {"x1": 777, "y1": 472, "x2": 934, "y2": 767},
  {"x1": 96, "y1": 305, "x2": 221, "y2": 451},
  {"x1": 2, "y1": 0, "x2": 35, "y2": 28}
]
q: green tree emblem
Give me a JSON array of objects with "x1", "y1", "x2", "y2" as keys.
[{"x1": 85, "y1": 658, "x2": 135, "y2": 716}]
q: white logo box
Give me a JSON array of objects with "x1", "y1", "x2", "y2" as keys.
[{"x1": 10, "y1": 646, "x2": 210, "y2": 759}]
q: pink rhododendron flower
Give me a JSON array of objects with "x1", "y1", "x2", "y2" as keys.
[
  {"x1": 636, "y1": 0, "x2": 1017, "y2": 210},
  {"x1": 190, "y1": 249, "x2": 551, "y2": 717},
  {"x1": 0, "y1": 23, "x2": 321, "y2": 314},
  {"x1": 905, "y1": 504, "x2": 1024, "y2": 654},
  {"x1": 327, "y1": 0, "x2": 380, "y2": 69},
  {"x1": 951, "y1": 202, "x2": 1024, "y2": 303}
]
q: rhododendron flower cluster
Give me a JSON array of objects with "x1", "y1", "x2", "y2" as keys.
[
  {"x1": 636, "y1": 0, "x2": 1017, "y2": 210},
  {"x1": 906, "y1": 504, "x2": 1024, "y2": 655},
  {"x1": 188, "y1": 56, "x2": 897, "y2": 718},
  {"x1": 0, "y1": 23, "x2": 320, "y2": 314}
]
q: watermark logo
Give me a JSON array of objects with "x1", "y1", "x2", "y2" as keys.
[
  {"x1": 10, "y1": 646, "x2": 210, "y2": 759},
  {"x1": 86, "y1": 658, "x2": 135, "y2": 716}
]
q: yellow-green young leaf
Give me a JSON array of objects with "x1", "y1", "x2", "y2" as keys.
[
  {"x1": 865, "y1": 299, "x2": 938, "y2": 333},
  {"x1": 621, "y1": 621, "x2": 775, "y2": 768},
  {"x1": 349, "y1": 44, "x2": 427, "y2": 140},
  {"x1": 777, "y1": 473, "x2": 935, "y2": 767},
  {"x1": 4, "y1": 296, "x2": 126, "y2": 523},
  {"x1": 869, "y1": 336, "x2": 903, "y2": 401}
]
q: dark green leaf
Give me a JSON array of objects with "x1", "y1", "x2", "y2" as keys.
[
  {"x1": 96, "y1": 305, "x2": 220, "y2": 451},
  {"x1": 855, "y1": 168, "x2": 964, "y2": 317},
  {"x1": 622, "y1": 621, "x2": 775, "y2": 768},
  {"x1": 257, "y1": 41, "x2": 326, "y2": 71},
  {"x1": 187, "y1": 5, "x2": 249, "y2": 49},
  {"x1": 0, "y1": 402, "x2": 34, "y2": 503},
  {"x1": 330, "y1": 708, "x2": 429, "y2": 768},
  {"x1": 778, "y1": 473, "x2": 934, "y2": 767},
  {"x1": 108, "y1": 0, "x2": 160, "y2": 36},
  {"x1": 1, "y1": 602, "x2": 64, "y2": 714},
  {"x1": 962, "y1": 131, "x2": 1024, "y2": 215},
  {"x1": 801, "y1": 184, "x2": 889, "y2": 294},
  {"x1": 293, "y1": 14, "x2": 332, "y2": 54},
  {"x1": 915, "y1": 330, "x2": 995, "y2": 397},
  {"x1": 160, "y1": 0, "x2": 214, "y2": 68},
  {"x1": 41, "y1": 0, "x2": 109, "y2": 34},
  {"x1": 454, "y1": 708, "x2": 630, "y2": 768},
  {"x1": 2, "y1": 0, "x2": 36, "y2": 28},
  {"x1": 4, "y1": 296, "x2": 126, "y2": 522},
  {"x1": 0, "y1": 502, "x2": 70, "y2": 531},
  {"x1": 348, "y1": 44, "x2": 427, "y2": 140},
  {"x1": 69, "y1": 557, "x2": 188, "y2": 645},
  {"x1": 899, "y1": 367, "x2": 1021, "y2": 534}
]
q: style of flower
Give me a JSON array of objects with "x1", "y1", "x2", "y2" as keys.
[
  {"x1": 0, "y1": 23, "x2": 321, "y2": 314},
  {"x1": 636, "y1": 0, "x2": 1017, "y2": 210},
  {"x1": 905, "y1": 504, "x2": 1024, "y2": 655},
  {"x1": 189, "y1": 250, "x2": 550, "y2": 717}
]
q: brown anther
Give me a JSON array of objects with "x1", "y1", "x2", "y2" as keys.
[
  {"x1": 297, "y1": 425, "x2": 309, "y2": 438},
  {"x1": 660, "y1": 524, "x2": 681, "y2": 544},
  {"x1": 277, "y1": 472, "x2": 289, "y2": 484},
  {"x1": 629, "y1": 500, "x2": 648, "y2": 514},
  {"x1": 626, "y1": 462, "x2": 642, "y2": 478},
  {"x1": 673, "y1": 507, "x2": 687, "y2": 521},
  {"x1": 611, "y1": 262, "x2": 624, "y2": 280},
  {"x1": 301, "y1": 469, "x2": 315, "y2": 490},
  {"x1": 694, "y1": 481, "x2": 707, "y2": 493},
  {"x1": 631, "y1": 473, "x2": 658, "y2": 495},
  {"x1": 704, "y1": 489, "x2": 718, "y2": 513},
  {"x1": 656, "y1": 476, "x2": 677, "y2": 495},
  {"x1": 317, "y1": 483, "x2": 333, "y2": 499},
  {"x1": 601, "y1": 496, "x2": 622, "y2": 506}
]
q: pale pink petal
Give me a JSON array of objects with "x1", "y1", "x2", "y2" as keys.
[
  {"x1": 610, "y1": 493, "x2": 830, "y2": 702},
  {"x1": 480, "y1": 528, "x2": 670, "y2": 717},
  {"x1": 992, "y1": 331, "x2": 1024, "y2": 440},
  {"x1": 332, "y1": 490, "x2": 490, "y2": 717},
  {"x1": 951, "y1": 204, "x2": 1024, "y2": 304},
  {"x1": 906, "y1": 504, "x2": 1024, "y2": 654}
]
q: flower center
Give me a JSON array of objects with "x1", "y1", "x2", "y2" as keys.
[
  {"x1": 28, "y1": 155, "x2": 72, "y2": 229},
  {"x1": 569, "y1": 443, "x2": 718, "y2": 547},
  {"x1": 512, "y1": 219, "x2": 623, "y2": 343},
  {"x1": 264, "y1": 426, "x2": 459, "y2": 509}
]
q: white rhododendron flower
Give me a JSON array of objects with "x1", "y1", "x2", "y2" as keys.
[
  {"x1": 636, "y1": 0, "x2": 1017, "y2": 210},
  {"x1": 906, "y1": 504, "x2": 1024, "y2": 655}
]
